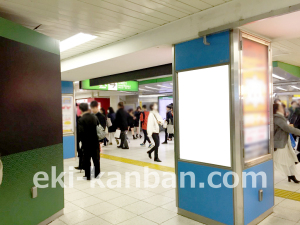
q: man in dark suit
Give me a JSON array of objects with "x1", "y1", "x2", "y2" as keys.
[
  {"x1": 90, "y1": 101, "x2": 106, "y2": 149},
  {"x1": 113, "y1": 102, "x2": 129, "y2": 149},
  {"x1": 78, "y1": 103, "x2": 100, "y2": 180}
]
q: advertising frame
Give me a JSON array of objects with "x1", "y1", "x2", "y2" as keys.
[
  {"x1": 62, "y1": 94, "x2": 75, "y2": 137},
  {"x1": 239, "y1": 31, "x2": 273, "y2": 169}
]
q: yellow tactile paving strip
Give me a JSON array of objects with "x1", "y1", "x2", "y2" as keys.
[
  {"x1": 275, "y1": 188, "x2": 300, "y2": 201},
  {"x1": 100, "y1": 153, "x2": 175, "y2": 173},
  {"x1": 101, "y1": 153, "x2": 300, "y2": 201}
]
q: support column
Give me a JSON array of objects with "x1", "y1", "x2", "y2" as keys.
[
  {"x1": 110, "y1": 95, "x2": 120, "y2": 110},
  {"x1": 174, "y1": 29, "x2": 274, "y2": 225}
]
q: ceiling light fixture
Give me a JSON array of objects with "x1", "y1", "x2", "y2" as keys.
[
  {"x1": 145, "y1": 86, "x2": 160, "y2": 90},
  {"x1": 60, "y1": 33, "x2": 97, "y2": 52},
  {"x1": 276, "y1": 87, "x2": 287, "y2": 91},
  {"x1": 272, "y1": 74, "x2": 286, "y2": 80},
  {"x1": 139, "y1": 88, "x2": 153, "y2": 92},
  {"x1": 157, "y1": 85, "x2": 172, "y2": 89},
  {"x1": 291, "y1": 86, "x2": 300, "y2": 90}
]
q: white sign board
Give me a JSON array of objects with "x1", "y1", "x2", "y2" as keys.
[{"x1": 178, "y1": 65, "x2": 231, "y2": 167}]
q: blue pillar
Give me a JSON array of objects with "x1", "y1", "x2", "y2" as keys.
[
  {"x1": 61, "y1": 81, "x2": 76, "y2": 159},
  {"x1": 174, "y1": 30, "x2": 274, "y2": 225}
]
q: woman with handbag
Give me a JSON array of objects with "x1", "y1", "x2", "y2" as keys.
[
  {"x1": 107, "y1": 107, "x2": 119, "y2": 145},
  {"x1": 162, "y1": 105, "x2": 173, "y2": 144},
  {"x1": 274, "y1": 103, "x2": 300, "y2": 183},
  {"x1": 147, "y1": 103, "x2": 164, "y2": 162}
]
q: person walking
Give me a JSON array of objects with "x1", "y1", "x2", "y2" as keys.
[
  {"x1": 75, "y1": 113, "x2": 84, "y2": 170},
  {"x1": 113, "y1": 102, "x2": 129, "y2": 149},
  {"x1": 134, "y1": 106, "x2": 142, "y2": 139},
  {"x1": 127, "y1": 109, "x2": 136, "y2": 139},
  {"x1": 168, "y1": 105, "x2": 174, "y2": 141},
  {"x1": 274, "y1": 103, "x2": 300, "y2": 183},
  {"x1": 107, "y1": 107, "x2": 119, "y2": 145},
  {"x1": 289, "y1": 100, "x2": 298, "y2": 121},
  {"x1": 78, "y1": 103, "x2": 100, "y2": 180},
  {"x1": 162, "y1": 105, "x2": 173, "y2": 144},
  {"x1": 140, "y1": 105, "x2": 153, "y2": 148},
  {"x1": 147, "y1": 103, "x2": 163, "y2": 162},
  {"x1": 100, "y1": 107, "x2": 109, "y2": 146}
]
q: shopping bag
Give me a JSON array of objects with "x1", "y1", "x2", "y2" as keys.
[
  {"x1": 107, "y1": 118, "x2": 112, "y2": 127},
  {"x1": 105, "y1": 126, "x2": 109, "y2": 134},
  {"x1": 167, "y1": 124, "x2": 174, "y2": 134},
  {"x1": 114, "y1": 129, "x2": 121, "y2": 138},
  {"x1": 97, "y1": 125, "x2": 106, "y2": 140}
]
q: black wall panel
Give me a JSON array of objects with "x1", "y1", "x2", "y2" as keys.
[
  {"x1": 0, "y1": 37, "x2": 62, "y2": 156},
  {"x1": 89, "y1": 64, "x2": 172, "y2": 86}
]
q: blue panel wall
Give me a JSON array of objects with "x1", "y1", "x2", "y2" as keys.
[
  {"x1": 61, "y1": 81, "x2": 75, "y2": 159},
  {"x1": 176, "y1": 31, "x2": 232, "y2": 224},
  {"x1": 61, "y1": 81, "x2": 74, "y2": 94},
  {"x1": 243, "y1": 160, "x2": 274, "y2": 224},
  {"x1": 63, "y1": 136, "x2": 75, "y2": 159},
  {"x1": 175, "y1": 30, "x2": 230, "y2": 71},
  {"x1": 178, "y1": 161, "x2": 234, "y2": 225}
]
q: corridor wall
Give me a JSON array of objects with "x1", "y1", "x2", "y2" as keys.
[{"x1": 0, "y1": 18, "x2": 63, "y2": 224}]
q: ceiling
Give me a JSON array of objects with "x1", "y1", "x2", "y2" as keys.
[
  {"x1": 62, "y1": 44, "x2": 172, "y2": 81},
  {"x1": 241, "y1": 10, "x2": 300, "y2": 67},
  {"x1": 0, "y1": 0, "x2": 232, "y2": 60}
]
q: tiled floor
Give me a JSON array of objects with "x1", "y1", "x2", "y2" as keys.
[
  {"x1": 101, "y1": 132, "x2": 175, "y2": 168},
  {"x1": 50, "y1": 132, "x2": 300, "y2": 225}
]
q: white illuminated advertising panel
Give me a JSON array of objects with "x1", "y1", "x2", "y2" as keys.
[{"x1": 178, "y1": 65, "x2": 231, "y2": 167}]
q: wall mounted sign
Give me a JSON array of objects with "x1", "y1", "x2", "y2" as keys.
[
  {"x1": 62, "y1": 96, "x2": 74, "y2": 135},
  {"x1": 81, "y1": 79, "x2": 138, "y2": 92}
]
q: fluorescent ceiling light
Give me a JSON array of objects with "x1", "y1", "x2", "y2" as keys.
[
  {"x1": 60, "y1": 33, "x2": 97, "y2": 52},
  {"x1": 139, "y1": 88, "x2": 153, "y2": 92},
  {"x1": 140, "y1": 94, "x2": 171, "y2": 97},
  {"x1": 145, "y1": 86, "x2": 160, "y2": 90},
  {"x1": 291, "y1": 86, "x2": 300, "y2": 90},
  {"x1": 157, "y1": 85, "x2": 172, "y2": 89},
  {"x1": 272, "y1": 74, "x2": 286, "y2": 80},
  {"x1": 276, "y1": 87, "x2": 287, "y2": 91}
]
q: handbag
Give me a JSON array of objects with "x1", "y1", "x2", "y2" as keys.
[
  {"x1": 163, "y1": 120, "x2": 168, "y2": 129},
  {"x1": 97, "y1": 125, "x2": 106, "y2": 140},
  {"x1": 114, "y1": 129, "x2": 121, "y2": 138},
  {"x1": 105, "y1": 126, "x2": 109, "y2": 134},
  {"x1": 107, "y1": 118, "x2": 112, "y2": 127},
  {"x1": 167, "y1": 124, "x2": 174, "y2": 134}
]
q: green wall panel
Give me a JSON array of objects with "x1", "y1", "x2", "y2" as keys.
[
  {"x1": 273, "y1": 61, "x2": 300, "y2": 78},
  {"x1": 0, "y1": 17, "x2": 59, "y2": 55},
  {"x1": 0, "y1": 144, "x2": 64, "y2": 225}
]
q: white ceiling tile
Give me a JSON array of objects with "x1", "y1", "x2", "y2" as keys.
[
  {"x1": 177, "y1": 0, "x2": 212, "y2": 10},
  {"x1": 127, "y1": 0, "x2": 189, "y2": 18},
  {"x1": 201, "y1": 0, "x2": 225, "y2": 6},
  {"x1": 0, "y1": 0, "x2": 232, "y2": 59}
]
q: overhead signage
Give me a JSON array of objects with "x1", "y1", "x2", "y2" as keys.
[{"x1": 81, "y1": 79, "x2": 138, "y2": 92}]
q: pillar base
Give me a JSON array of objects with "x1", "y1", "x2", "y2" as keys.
[
  {"x1": 248, "y1": 207, "x2": 273, "y2": 225},
  {"x1": 178, "y1": 208, "x2": 226, "y2": 225},
  {"x1": 38, "y1": 209, "x2": 64, "y2": 225}
]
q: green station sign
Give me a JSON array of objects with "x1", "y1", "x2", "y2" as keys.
[{"x1": 81, "y1": 79, "x2": 138, "y2": 92}]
